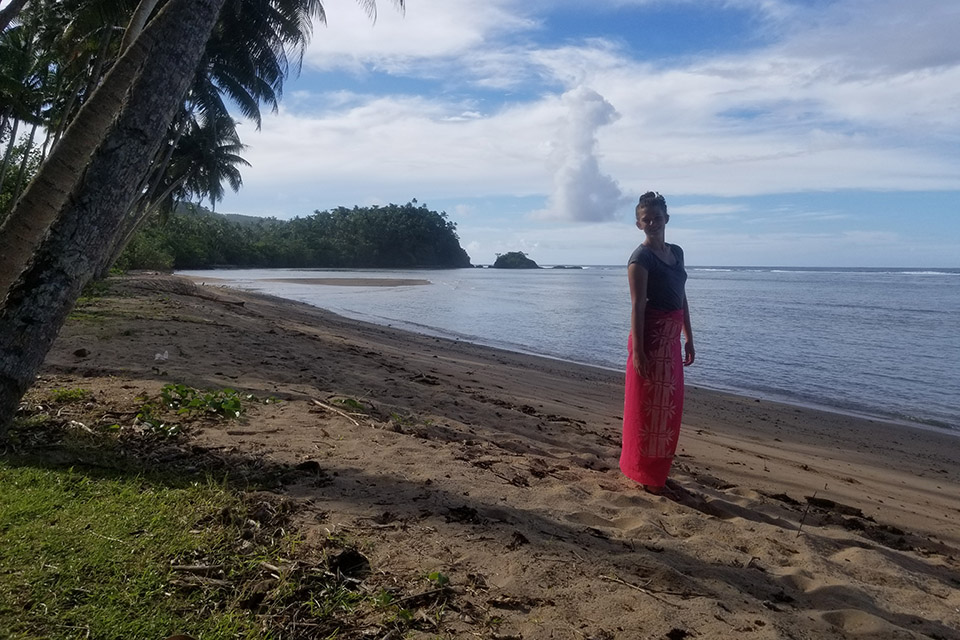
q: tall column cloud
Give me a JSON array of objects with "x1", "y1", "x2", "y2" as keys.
[{"x1": 537, "y1": 87, "x2": 626, "y2": 222}]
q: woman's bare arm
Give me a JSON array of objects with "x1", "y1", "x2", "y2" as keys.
[{"x1": 628, "y1": 262, "x2": 649, "y2": 376}]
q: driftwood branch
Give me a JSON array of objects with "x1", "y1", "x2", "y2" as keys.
[
  {"x1": 797, "y1": 490, "x2": 817, "y2": 538},
  {"x1": 311, "y1": 399, "x2": 360, "y2": 426},
  {"x1": 599, "y1": 574, "x2": 682, "y2": 606}
]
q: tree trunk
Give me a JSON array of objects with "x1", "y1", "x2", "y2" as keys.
[
  {"x1": 98, "y1": 176, "x2": 184, "y2": 278},
  {"x1": 121, "y1": 0, "x2": 164, "y2": 53},
  {"x1": 0, "y1": 118, "x2": 20, "y2": 192},
  {"x1": 0, "y1": 0, "x2": 30, "y2": 33},
  {"x1": 96, "y1": 113, "x2": 187, "y2": 279},
  {"x1": 0, "y1": 0, "x2": 227, "y2": 433},
  {"x1": 0, "y1": 0, "x2": 187, "y2": 303},
  {"x1": 11, "y1": 121, "x2": 38, "y2": 199}
]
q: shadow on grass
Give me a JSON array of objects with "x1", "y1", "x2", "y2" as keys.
[
  {"x1": 5, "y1": 410, "x2": 960, "y2": 640},
  {"x1": 2, "y1": 413, "x2": 307, "y2": 492}
]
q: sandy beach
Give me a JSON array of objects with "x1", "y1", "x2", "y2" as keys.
[{"x1": 34, "y1": 274, "x2": 960, "y2": 639}]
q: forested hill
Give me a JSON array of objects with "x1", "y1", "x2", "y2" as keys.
[{"x1": 118, "y1": 201, "x2": 473, "y2": 270}]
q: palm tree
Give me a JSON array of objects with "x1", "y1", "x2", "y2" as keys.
[
  {"x1": 101, "y1": 106, "x2": 250, "y2": 274},
  {"x1": 0, "y1": 0, "x2": 158, "y2": 299},
  {"x1": 0, "y1": 20, "x2": 46, "y2": 195},
  {"x1": 0, "y1": 0, "x2": 401, "y2": 431},
  {"x1": 0, "y1": 0, "x2": 319, "y2": 298},
  {"x1": 0, "y1": 0, "x2": 230, "y2": 429}
]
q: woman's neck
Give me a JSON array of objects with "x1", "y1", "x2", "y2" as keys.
[{"x1": 643, "y1": 239, "x2": 667, "y2": 251}]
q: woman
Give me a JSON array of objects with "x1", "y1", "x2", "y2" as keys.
[{"x1": 621, "y1": 192, "x2": 695, "y2": 495}]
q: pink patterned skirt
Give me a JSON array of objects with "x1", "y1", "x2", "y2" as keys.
[{"x1": 620, "y1": 308, "x2": 685, "y2": 487}]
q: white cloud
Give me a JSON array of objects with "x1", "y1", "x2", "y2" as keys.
[
  {"x1": 534, "y1": 87, "x2": 626, "y2": 222},
  {"x1": 777, "y1": 0, "x2": 960, "y2": 75},
  {"x1": 670, "y1": 204, "x2": 745, "y2": 215},
  {"x1": 305, "y1": 0, "x2": 536, "y2": 72}
]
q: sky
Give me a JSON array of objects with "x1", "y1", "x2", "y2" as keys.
[{"x1": 214, "y1": 0, "x2": 960, "y2": 267}]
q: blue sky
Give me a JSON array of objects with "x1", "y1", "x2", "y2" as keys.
[{"x1": 213, "y1": 0, "x2": 960, "y2": 267}]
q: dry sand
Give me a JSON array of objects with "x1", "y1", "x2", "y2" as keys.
[{"x1": 36, "y1": 274, "x2": 960, "y2": 639}]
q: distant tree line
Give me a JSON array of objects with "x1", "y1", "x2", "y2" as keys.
[{"x1": 117, "y1": 200, "x2": 473, "y2": 270}]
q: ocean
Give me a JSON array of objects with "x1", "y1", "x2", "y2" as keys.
[{"x1": 177, "y1": 266, "x2": 960, "y2": 431}]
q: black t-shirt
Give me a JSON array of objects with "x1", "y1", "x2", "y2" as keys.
[{"x1": 627, "y1": 244, "x2": 688, "y2": 311}]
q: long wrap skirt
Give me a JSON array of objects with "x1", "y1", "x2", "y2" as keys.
[{"x1": 620, "y1": 307, "x2": 685, "y2": 487}]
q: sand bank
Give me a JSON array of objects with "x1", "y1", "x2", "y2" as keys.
[
  {"x1": 38, "y1": 274, "x2": 960, "y2": 639},
  {"x1": 180, "y1": 274, "x2": 431, "y2": 287},
  {"x1": 260, "y1": 277, "x2": 431, "y2": 286}
]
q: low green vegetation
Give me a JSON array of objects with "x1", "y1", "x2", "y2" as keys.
[
  {"x1": 49, "y1": 387, "x2": 92, "y2": 404},
  {"x1": 117, "y1": 200, "x2": 473, "y2": 270},
  {"x1": 0, "y1": 463, "x2": 265, "y2": 639},
  {"x1": 130, "y1": 384, "x2": 276, "y2": 438},
  {"x1": 159, "y1": 383, "x2": 272, "y2": 419}
]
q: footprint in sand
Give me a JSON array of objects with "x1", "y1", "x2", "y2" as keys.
[
  {"x1": 815, "y1": 608, "x2": 938, "y2": 637},
  {"x1": 564, "y1": 511, "x2": 618, "y2": 529}
]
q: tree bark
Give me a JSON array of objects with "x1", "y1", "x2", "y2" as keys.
[
  {"x1": 0, "y1": 118, "x2": 20, "y2": 191},
  {"x1": 120, "y1": 0, "x2": 164, "y2": 53},
  {"x1": 11, "y1": 120, "x2": 38, "y2": 199},
  {"x1": 0, "y1": 0, "x2": 227, "y2": 432},
  {"x1": 0, "y1": 0, "x2": 186, "y2": 303}
]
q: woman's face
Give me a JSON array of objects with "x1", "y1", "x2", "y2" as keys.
[{"x1": 636, "y1": 206, "x2": 668, "y2": 235}]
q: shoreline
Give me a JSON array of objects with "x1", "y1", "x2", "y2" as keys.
[
  {"x1": 179, "y1": 270, "x2": 956, "y2": 432},
  {"x1": 199, "y1": 276, "x2": 957, "y2": 435},
  {"x1": 35, "y1": 273, "x2": 960, "y2": 638}
]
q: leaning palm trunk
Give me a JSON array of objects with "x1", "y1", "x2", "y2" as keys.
[
  {"x1": 98, "y1": 175, "x2": 186, "y2": 279},
  {"x1": 0, "y1": 118, "x2": 20, "y2": 192},
  {"x1": 0, "y1": 0, "x2": 193, "y2": 302},
  {"x1": 0, "y1": 0, "x2": 227, "y2": 431},
  {"x1": 121, "y1": 0, "x2": 164, "y2": 53},
  {"x1": 95, "y1": 115, "x2": 189, "y2": 279},
  {"x1": 11, "y1": 121, "x2": 38, "y2": 199}
]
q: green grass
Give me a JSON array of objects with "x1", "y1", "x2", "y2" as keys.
[
  {"x1": 1, "y1": 387, "x2": 449, "y2": 639},
  {"x1": 49, "y1": 388, "x2": 92, "y2": 404},
  {"x1": 0, "y1": 463, "x2": 266, "y2": 640}
]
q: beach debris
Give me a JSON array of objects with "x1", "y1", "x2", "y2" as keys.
[
  {"x1": 154, "y1": 350, "x2": 169, "y2": 361},
  {"x1": 529, "y1": 458, "x2": 553, "y2": 478},
  {"x1": 666, "y1": 629, "x2": 691, "y2": 640},
  {"x1": 486, "y1": 595, "x2": 545, "y2": 612},
  {"x1": 444, "y1": 505, "x2": 483, "y2": 524},
  {"x1": 73, "y1": 348, "x2": 90, "y2": 357},
  {"x1": 372, "y1": 511, "x2": 398, "y2": 525},
  {"x1": 491, "y1": 470, "x2": 529, "y2": 487},
  {"x1": 695, "y1": 473, "x2": 735, "y2": 490},
  {"x1": 804, "y1": 496, "x2": 865, "y2": 518},
  {"x1": 410, "y1": 372, "x2": 441, "y2": 385},
  {"x1": 507, "y1": 531, "x2": 529, "y2": 550},
  {"x1": 599, "y1": 574, "x2": 683, "y2": 607},
  {"x1": 311, "y1": 398, "x2": 360, "y2": 426},
  {"x1": 797, "y1": 490, "x2": 817, "y2": 537},
  {"x1": 765, "y1": 492, "x2": 802, "y2": 506}
]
